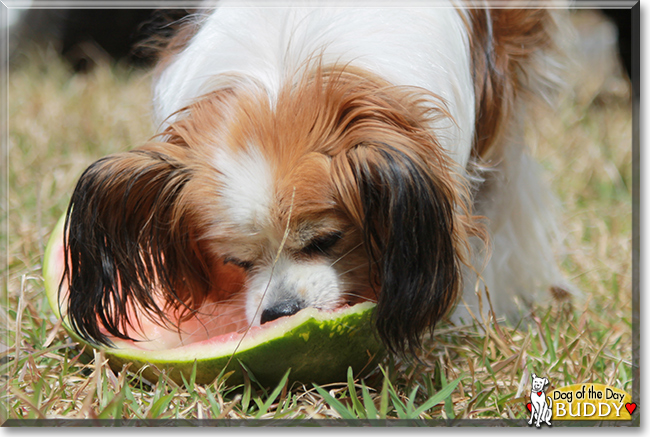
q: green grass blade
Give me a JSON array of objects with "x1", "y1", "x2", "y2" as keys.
[
  {"x1": 346, "y1": 367, "x2": 366, "y2": 419},
  {"x1": 379, "y1": 373, "x2": 389, "y2": 419},
  {"x1": 438, "y1": 369, "x2": 455, "y2": 419},
  {"x1": 411, "y1": 375, "x2": 462, "y2": 418},
  {"x1": 241, "y1": 370, "x2": 252, "y2": 413},
  {"x1": 545, "y1": 323, "x2": 557, "y2": 363},
  {"x1": 405, "y1": 384, "x2": 419, "y2": 416},
  {"x1": 204, "y1": 385, "x2": 221, "y2": 418},
  {"x1": 147, "y1": 388, "x2": 177, "y2": 418},
  {"x1": 98, "y1": 385, "x2": 126, "y2": 419},
  {"x1": 313, "y1": 384, "x2": 357, "y2": 420},
  {"x1": 182, "y1": 360, "x2": 197, "y2": 393},
  {"x1": 238, "y1": 361, "x2": 268, "y2": 397},
  {"x1": 389, "y1": 392, "x2": 407, "y2": 419},
  {"x1": 361, "y1": 380, "x2": 378, "y2": 420},
  {"x1": 378, "y1": 365, "x2": 406, "y2": 418},
  {"x1": 255, "y1": 368, "x2": 290, "y2": 418}
]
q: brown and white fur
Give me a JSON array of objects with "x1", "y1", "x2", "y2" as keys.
[{"x1": 62, "y1": 0, "x2": 573, "y2": 354}]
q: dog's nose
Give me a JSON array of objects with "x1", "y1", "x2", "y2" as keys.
[{"x1": 260, "y1": 301, "x2": 302, "y2": 324}]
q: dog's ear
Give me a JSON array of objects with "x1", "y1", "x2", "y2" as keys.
[
  {"x1": 532, "y1": 373, "x2": 537, "y2": 380},
  {"x1": 543, "y1": 378, "x2": 549, "y2": 386},
  {"x1": 333, "y1": 141, "x2": 473, "y2": 355},
  {"x1": 468, "y1": 8, "x2": 559, "y2": 160},
  {"x1": 62, "y1": 143, "x2": 217, "y2": 346}
]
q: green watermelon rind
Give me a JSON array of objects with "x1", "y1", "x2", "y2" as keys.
[{"x1": 43, "y1": 213, "x2": 385, "y2": 386}]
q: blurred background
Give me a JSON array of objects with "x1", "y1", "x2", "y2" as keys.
[
  {"x1": 5, "y1": 7, "x2": 635, "y2": 78},
  {"x1": 7, "y1": 8, "x2": 190, "y2": 72}
]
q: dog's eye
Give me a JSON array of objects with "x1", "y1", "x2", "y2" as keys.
[
  {"x1": 223, "y1": 257, "x2": 254, "y2": 271},
  {"x1": 302, "y1": 231, "x2": 342, "y2": 256}
]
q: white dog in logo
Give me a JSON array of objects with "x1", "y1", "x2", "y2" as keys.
[{"x1": 528, "y1": 373, "x2": 553, "y2": 427}]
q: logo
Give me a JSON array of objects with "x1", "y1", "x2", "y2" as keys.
[
  {"x1": 527, "y1": 373, "x2": 553, "y2": 427},
  {"x1": 525, "y1": 376, "x2": 636, "y2": 424},
  {"x1": 551, "y1": 383, "x2": 635, "y2": 421}
]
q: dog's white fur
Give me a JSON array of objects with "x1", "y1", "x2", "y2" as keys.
[
  {"x1": 152, "y1": 1, "x2": 570, "y2": 328},
  {"x1": 155, "y1": 2, "x2": 476, "y2": 164}
]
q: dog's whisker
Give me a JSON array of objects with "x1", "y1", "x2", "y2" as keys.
[
  {"x1": 195, "y1": 300, "x2": 247, "y2": 313},
  {"x1": 329, "y1": 242, "x2": 363, "y2": 268},
  {"x1": 343, "y1": 294, "x2": 375, "y2": 304},
  {"x1": 336, "y1": 263, "x2": 367, "y2": 277}
]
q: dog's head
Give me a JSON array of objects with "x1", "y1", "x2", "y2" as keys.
[
  {"x1": 531, "y1": 374, "x2": 549, "y2": 392},
  {"x1": 62, "y1": 65, "x2": 481, "y2": 354}
]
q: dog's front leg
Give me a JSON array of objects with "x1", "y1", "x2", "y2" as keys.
[
  {"x1": 528, "y1": 405, "x2": 539, "y2": 426},
  {"x1": 535, "y1": 405, "x2": 544, "y2": 428}
]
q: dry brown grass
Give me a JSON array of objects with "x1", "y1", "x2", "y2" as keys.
[{"x1": 1, "y1": 10, "x2": 634, "y2": 423}]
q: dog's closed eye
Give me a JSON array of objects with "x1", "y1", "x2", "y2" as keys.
[
  {"x1": 301, "y1": 231, "x2": 342, "y2": 256},
  {"x1": 223, "y1": 256, "x2": 254, "y2": 271}
]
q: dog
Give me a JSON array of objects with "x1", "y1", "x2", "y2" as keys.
[
  {"x1": 528, "y1": 373, "x2": 553, "y2": 427},
  {"x1": 61, "y1": 0, "x2": 572, "y2": 354}
]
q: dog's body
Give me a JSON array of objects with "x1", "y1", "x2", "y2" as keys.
[
  {"x1": 62, "y1": 1, "x2": 572, "y2": 353},
  {"x1": 528, "y1": 373, "x2": 553, "y2": 427}
]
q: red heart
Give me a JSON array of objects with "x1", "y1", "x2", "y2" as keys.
[
  {"x1": 527, "y1": 403, "x2": 532, "y2": 412},
  {"x1": 625, "y1": 403, "x2": 637, "y2": 414},
  {"x1": 537, "y1": 391, "x2": 542, "y2": 396}
]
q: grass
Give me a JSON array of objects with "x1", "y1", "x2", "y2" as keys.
[{"x1": 1, "y1": 11, "x2": 634, "y2": 424}]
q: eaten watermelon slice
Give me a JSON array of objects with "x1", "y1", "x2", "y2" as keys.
[{"x1": 43, "y1": 214, "x2": 385, "y2": 386}]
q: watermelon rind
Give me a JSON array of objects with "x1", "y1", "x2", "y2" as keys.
[{"x1": 43, "y1": 213, "x2": 385, "y2": 386}]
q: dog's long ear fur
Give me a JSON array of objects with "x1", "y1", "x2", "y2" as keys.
[
  {"x1": 333, "y1": 140, "x2": 477, "y2": 356},
  {"x1": 467, "y1": 8, "x2": 559, "y2": 161},
  {"x1": 62, "y1": 143, "x2": 216, "y2": 346},
  {"x1": 324, "y1": 74, "x2": 483, "y2": 355}
]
